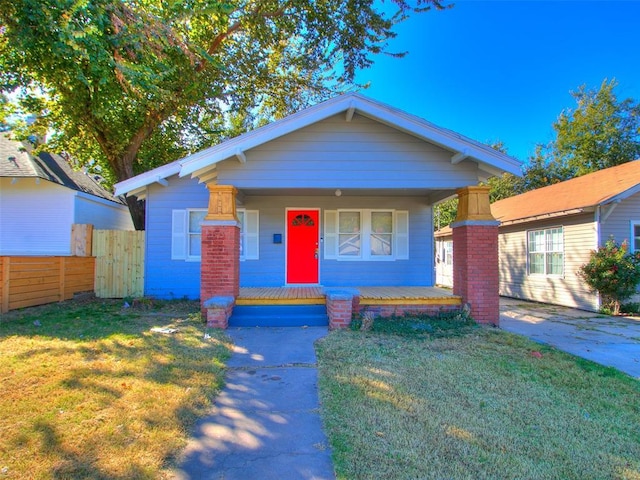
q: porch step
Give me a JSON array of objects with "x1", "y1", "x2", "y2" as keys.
[{"x1": 229, "y1": 304, "x2": 329, "y2": 327}]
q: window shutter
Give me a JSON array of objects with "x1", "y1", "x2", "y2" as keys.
[
  {"x1": 244, "y1": 210, "x2": 259, "y2": 260},
  {"x1": 171, "y1": 210, "x2": 187, "y2": 260},
  {"x1": 395, "y1": 210, "x2": 409, "y2": 259},
  {"x1": 324, "y1": 210, "x2": 338, "y2": 259}
]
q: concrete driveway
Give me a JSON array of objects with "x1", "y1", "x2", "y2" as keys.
[{"x1": 500, "y1": 297, "x2": 640, "y2": 379}]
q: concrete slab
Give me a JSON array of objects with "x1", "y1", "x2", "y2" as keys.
[
  {"x1": 172, "y1": 327, "x2": 335, "y2": 480},
  {"x1": 226, "y1": 327, "x2": 325, "y2": 367},
  {"x1": 500, "y1": 298, "x2": 640, "y2": 379}
]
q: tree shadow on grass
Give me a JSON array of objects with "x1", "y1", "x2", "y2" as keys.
[{"x1": 0, "y1": 298, "x2": 233, "y2": 478}]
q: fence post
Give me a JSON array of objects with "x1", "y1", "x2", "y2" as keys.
[
  {"x1": 1, "y1": 257, "x2": 9, "y2": 314},
  {"x1": 59, "y1": 257, "x2": 66, "y2": 302},
  {"x1": 71, "y1": 224, "x2": 93, "y2": 256}
]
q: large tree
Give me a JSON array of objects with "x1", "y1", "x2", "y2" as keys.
[
  {"x1": 522, "y1": 79, "x2": 640, "y2": 191},
  {"x1": 0, "y1": 0, "x2": 448, "y2": 229}
]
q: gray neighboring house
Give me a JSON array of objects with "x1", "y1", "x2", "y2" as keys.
[
  {"x1": 0, "y1": 134, "x2": 133, "y2": 255},
  {"x1": 436, "y1": 160, "x2": 640, "y2": 311}
]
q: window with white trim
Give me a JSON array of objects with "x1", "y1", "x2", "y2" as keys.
[
  {"x1": 171, "y1": 208, "x2": 259, "y2": 261},
  {"x1": 324, "y1": 209, "x2": 409, "y2": 261},
  {"x1": 440, "y1": 240, "x2": 453, "y2": 266},
  {"x1": 527, "y1": 227, "x2": 564, "y2": 275},
  {"x1": 632, "y1": 221, "x2": 640, "y2": 252},
  {"x1": 187, "y1": 209, "x2": 207, "y2": 259}
]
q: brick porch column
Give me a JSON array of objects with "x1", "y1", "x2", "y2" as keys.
[
  {"x1": 452, "y1": 186, "x2": 500, "y2": 326},
  {"x1": 200, "y1": 185, "x2": 240, "y2": 315}
]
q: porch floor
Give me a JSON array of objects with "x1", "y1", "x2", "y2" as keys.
[{"x1": 236, "y1": 286, "x2": 461, "y2": 306}]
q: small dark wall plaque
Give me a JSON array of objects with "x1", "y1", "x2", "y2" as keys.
[{"x1": 273, "y1": 234, "x2": 282, "y2": 244}]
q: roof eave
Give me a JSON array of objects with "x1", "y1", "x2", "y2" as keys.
[
  {"x1": 114, "y1": 161, "x2": 181, "y2": 196},
  {"x1": 602, "y1": 183, "x2": 640, "y2": 205},
  {"x1": 179, "y1": 93, "x2": 523, "y2": 179},
  {"x1": 497, "y1": 207, "x2": 594, "y2": 226},
  {"x1": 116, "y1": 93, "x2": 523, "y2": 193}
]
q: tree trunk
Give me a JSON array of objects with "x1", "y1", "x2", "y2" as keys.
[
  {"x1": 125, "y1": 195, "x2": 146, "y2": 231},
  {"x1": 109, "y1": 152, "x2": 147, "y2": 231}
]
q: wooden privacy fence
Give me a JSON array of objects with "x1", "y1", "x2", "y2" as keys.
[
  {"x1": 93, "y1": 230, "x2": 145, "y2": 298},
  {"x1": 0, "y1": 256, "x2": 95, "y2": 314}
]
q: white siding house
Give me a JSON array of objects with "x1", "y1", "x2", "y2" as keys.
[{"x1": 0, "y1": 135, "x2": 133, "y2": 255}]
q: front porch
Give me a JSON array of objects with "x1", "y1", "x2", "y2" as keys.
[
  {"x1": 200, "y1": 185, "x2": 500, "y2": 329},
  {"x1": 237, "y1": 286, "x2": 461, "y2": 307},
  {"x1": 208, "y1": 286, "x2": 463, "y2": 328}
]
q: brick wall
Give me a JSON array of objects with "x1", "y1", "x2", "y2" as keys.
[
  {"x1": 326, "y1": 292, "x2": 353, "y2": 330},
  {"x1": 201, "y1": 224, "x2": 240, "y2": 305},
  {"x1": 204, "y1": 296, "x2": 235, "y2": 329},
  {"x1": 453, "y1": 224, "x2": 499, "y2": 325},
  {"x1": 358, "y1": 304, "x2": 461, "y2": 318}
]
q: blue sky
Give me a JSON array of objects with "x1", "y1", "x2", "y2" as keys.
[{"x1": 355, "y1": 0, "x2": 640, "y2": 165}]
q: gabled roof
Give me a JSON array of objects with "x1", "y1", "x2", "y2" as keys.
[
  {"x1": 491, "y1": 160, "x2": 640, "y2": 225},
  {"x1": 115, "y1": 92, "x2": 522, "y2": 197},
  {"x1": 0, "y1": 134, "x2": 124, "y2": 204}
]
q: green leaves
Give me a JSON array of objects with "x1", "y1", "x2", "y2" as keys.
[
  {"x1": 1, "y1": 0, "x2": 449, "y2": 228},
  {"x1": 579, "y1": 238, "x2": 640, "y2": 315},
  {"x1": 524, "y1": 79, "x2": 640, "y2": 190}
]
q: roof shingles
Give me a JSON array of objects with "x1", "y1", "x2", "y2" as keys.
[
  {"x1": 0, "y1": 134, "x2": 122, "y2": 204},
  {"x1": 491, "y1": 161, "x2": 640, "y2": 224}
]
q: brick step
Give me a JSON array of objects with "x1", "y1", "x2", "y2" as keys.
[{"x1": 229, "y1": 304, "x2": 329, "y2": 327}]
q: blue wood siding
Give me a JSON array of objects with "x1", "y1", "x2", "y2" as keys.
[
  {"x1": 144, "y1": 175, "x2": 209, "y2": 299},
  {"x1": 240, "y1": 195, "x2": 433, "y2": 288},
  {"x1": 144, "y1": 176, "x2": 434, "y2": 298},
  {"x1": 216, "y1": 113, "x2": 479, "y2": 189}
]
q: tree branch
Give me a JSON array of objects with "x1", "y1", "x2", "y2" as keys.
[{"x1": 200, "y1": 1, "x2": 289, "y2": 71}]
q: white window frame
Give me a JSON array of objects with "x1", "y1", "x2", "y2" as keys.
[
  {"x1": 324, "y1": 209, "x2": 409, "y2": 261},
  {"x1": 171, "y1": 208, "x2": 259, "y2": 261},
  {"x1": 631, "y1": 221, "x2": 640, "y2": 253},
  {"x1": 186, "y1": 208, "x2": 207, "y2": 261},
  {"x1": 527, "y1": 226, "x2": 564, "y2": 276},
  {"x1": 442, "y1": 240, "x2": 453, "y2": 266}
]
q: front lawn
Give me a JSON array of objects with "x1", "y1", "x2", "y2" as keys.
[
  {"x1": 0, "y1": 299, "x2": 231, "y2": 479},
  {"x1": 316, "y1": 315, "x2": 640, "y2": 480}
]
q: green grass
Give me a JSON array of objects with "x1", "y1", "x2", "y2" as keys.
[
  {"x1": 316, "y1": 316, "x2": 640, "y2": 480},
  {"x1": 0, "y1": 298, "x2": 231, "y2": 479}
]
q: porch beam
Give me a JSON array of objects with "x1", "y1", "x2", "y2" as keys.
[
  {"x1": 155, "y1": 176, "x2": 169, "y2": 187},
  {"x1": 191, "y1": 165, "x2": 218, "y2": 184},
  {"x1": 198, "y1": 171, "x2": 219, "y2": 184},
  {"x1": 451, "y1": 151, "x2": 469, "y2": 164}
]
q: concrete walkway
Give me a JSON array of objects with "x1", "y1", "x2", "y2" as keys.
[
  {"x1": 172, "y1": 327, "x2": 335, "y2": 480},
  {"x1": 500, "y1": 297, "x2": 640, "y2": 379}
]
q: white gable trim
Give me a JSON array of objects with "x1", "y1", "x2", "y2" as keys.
[
  {"x1": 179, "y1": 93, "x2": 522, "y2": 179},
  {"x1": 604, "y1": 183, "x2": 640, "y2": 206},
  {"x1": 114, "y1": 93, "x2": 522, "y2": 197},
  {"x1": 114, "y1": 161, "x2": 181, "y2": 197}
]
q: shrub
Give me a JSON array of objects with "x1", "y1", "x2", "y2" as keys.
[{"x1": 579, "y1": 238, "x2": 640, "y2": 315}]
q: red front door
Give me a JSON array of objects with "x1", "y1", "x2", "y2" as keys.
[{"x1": 286, "y1": 210, "x2": 319, "y2": 284}]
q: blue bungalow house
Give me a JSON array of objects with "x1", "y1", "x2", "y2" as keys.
[{"x1": 115, "y1": 93, "x2": 521, "y2": 327}]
